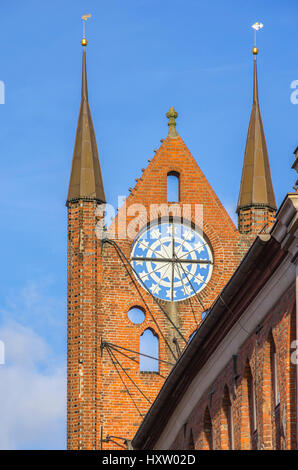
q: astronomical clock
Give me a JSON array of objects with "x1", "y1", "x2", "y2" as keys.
[{"x1": 130, "y1": 220, "x2": 213, "y2": 302}]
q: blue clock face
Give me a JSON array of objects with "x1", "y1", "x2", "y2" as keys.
[{"x1": 130, "y1": 221, "x2": 213, "y2": 302}]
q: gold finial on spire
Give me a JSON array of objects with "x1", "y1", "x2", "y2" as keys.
[
  {"x1": 81, "y1": 14, "x2": 91, "y2": 46},
  {"x1": 251, "y1": 22, "x2": 263, "y2": 55},
  {"x1": 166, "y1": 106, "x2": 178, "y2": 137}
]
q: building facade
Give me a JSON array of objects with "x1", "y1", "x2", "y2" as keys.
[
  {"x1": 66, "y1": 38, "x2": 276, "y2": 450},
  {"x1": 132, "y1": 192, "x2": 298, "y2": 450}
]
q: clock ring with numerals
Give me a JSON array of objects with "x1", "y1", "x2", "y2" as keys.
[{"x1": 130, "y1": 220, "x2": 213, "y2": 302}]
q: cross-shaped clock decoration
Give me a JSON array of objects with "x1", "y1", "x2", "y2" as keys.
[{"x1": 130, "y1": 221, "x2": 213, "y2": 302}]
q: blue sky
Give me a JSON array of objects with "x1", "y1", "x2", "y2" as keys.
[{"x1": 0, "y1": 0, "x2": 297, "y2": 449}]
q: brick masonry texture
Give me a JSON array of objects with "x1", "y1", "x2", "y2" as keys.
[
  {"x1": 169, "y1": 285, "x2": 296, "y2": 450},
  {"x1": 67, "y1": 134, "x2": 255, "y2": 450},
  {"x1": 238, "y1": 206, "x2": 275, "y2": 236}
]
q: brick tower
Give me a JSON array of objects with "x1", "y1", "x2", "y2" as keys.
[
  {"x1": 66, "y1": 40, "x2": 275, "y2": 450},
  {"x1": 236, "y1": 47, "x2": 276, "y2": 234},
  {"x1": 66, "y1": 40, "x2": 105, "y2": 450}
]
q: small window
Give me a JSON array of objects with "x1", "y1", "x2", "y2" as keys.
[
  {"x1": 167, "y1": 171, "x2": 180, "y2": 202},
  {"x1": 127, "y1": 306, "x2": 145, "y2": 324},
  {"x1": 140, "y1": 329, "x2": 159, "y2": 372}
]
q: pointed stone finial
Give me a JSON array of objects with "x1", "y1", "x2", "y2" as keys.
[{"x1": 166, "y1": 106, "x2": 178, "y2": 137}]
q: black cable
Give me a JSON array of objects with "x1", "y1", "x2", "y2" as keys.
[
  {"x1": 218, "y1": 293, "x2": 250, "y2": 335},
  {"x1": 175, "y1": 239, "x2": 210, "y2": 260},
  {"x1": 103, "y1": 233, "x2": 253, "y2": 363},
  {"x1": 105, "y1": 438, "x2": 127, "y2": 450},
  {"x1": 259, "y1": 223, "x2": 268, "y2": 234},
  {"x1": 172, "y1": 228, "x2": 205, "y2": 326},
  {"x1": 106, "y1": 435, "x2": 130, "y2": 442},
  {"x1": 173, "y1": 337, "x2": 181, "y2": 357},
  {"x1": 110, "y1": 236, "x2": 183, "y2": 339},
  {"x1": 188, "y1": 296, "x2": 199, "y2": 328},
  {"x1": 102, "y1": 239, "x2": 178, "y2": 361},
  {"x1": 106, "y1": 341, "x2": 175, "y2": 367},
  {"x1": 108, "y1": 346, "x2": 152, "y2": 404},
  {"x1": 108, "y1": 344, "x2": 139, "y2": 365},
  {"x1": 108, "y1": 344, "x2": 167, "y2": 380},
  {"x1": 174, "y1": 252, "x2": 205, "y2": 314},
  {"x1": 103, "y1": 238, "x2": 188, "y2": 345},
  {"x1": 173, "y1": 256, "x2": 200, "y2": 327},
  {"x1": 174, "y1": 252, "x2": 252, "y2": 338},
  {"x1": 105, "y1": 347, "x2": 144, "y2": 417}
]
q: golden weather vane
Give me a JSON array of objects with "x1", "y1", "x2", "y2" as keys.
[
  {"x1": 251, "y1": 22, "x2": 263, "y2": 55},
  {"x1": 81, "y1": 14, "x2": 92, "y2": 46}
]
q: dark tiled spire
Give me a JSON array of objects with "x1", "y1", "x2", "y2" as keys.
[
  {"x1": 67, "y1": 46, "x2": 105, "y2": 204},
  {"x1": 237, "y1": 52, "x2": 276, "y2": 215}
]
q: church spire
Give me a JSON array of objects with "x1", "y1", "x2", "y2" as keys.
[
  {"x1": 237, "y1": 45, "x2": 276, "y2": 235},
  {"x1": 67, "y1": 38, "x2": 105, "y2": 204}
]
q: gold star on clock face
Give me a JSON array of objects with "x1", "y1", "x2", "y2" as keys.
[{"x1": 130, "y1": 221, "x2": 213, "y2": 302}]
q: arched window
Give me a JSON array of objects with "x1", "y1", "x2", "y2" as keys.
[
  {"x1": 241, "y1": 362, "x2": 256, "y2": 449},
  {"x1": 139, "y1": 329, "x2": 159, "y2": 372},
  {"x1": 263, "y1": 332, "x2": 280, "y2": 449},
  {"x1": 221, "y1": 385, "x2": 234, "y2": 450},
  {"x1": 167, "y1": 171, "x2": 180, "y2": 202},
  {"x1": 202, "y1": 407, "x2": 213, "y2": 450},
  {"x1": 270, "y1": 335, "x2": 280, "y2": 407}
]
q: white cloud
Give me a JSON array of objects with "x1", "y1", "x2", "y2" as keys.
[
  {"x1": 0, "y1": 322, "x2": 66, "y2": 449},
  {"x1": 0, "y1": 278, "x2": 66, "y2": 449},
  {"x1": 0, "y1": 322, "x2": 49, "y2": 368},
  {"x1": 3, "y1": 279, "x2": 65, "y2": 336}
]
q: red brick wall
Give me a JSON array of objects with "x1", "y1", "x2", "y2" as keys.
[
  {"x1": 67, "y1": 135, "x2": 253, "y2": 449},
  {"x1": 169, "y1": 284, "x2": 296, "y2": 450},
  {"x1": 238, "y1": 206, "x2": 275, "y2": 236},
  {"x1": 67, "y1": 200, "x2": 100, "y2": 450}
]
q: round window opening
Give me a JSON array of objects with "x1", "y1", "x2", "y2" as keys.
[{"x1": 127, "y1": 307, "x2": 145, "y2": 324}]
